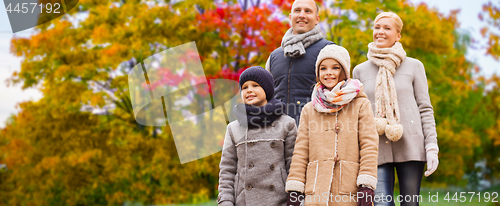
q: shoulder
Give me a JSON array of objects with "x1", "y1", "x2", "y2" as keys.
[
  {"x1": 353, "y1": 60, "x2": 373, "y2": 71},
  {"x1": 270, "y1": 47, "x2": 284, "y2": 56},
  {"x1": 401, "y1": 57, "x2": 426, "y2": 74},
  {"x1": 352, "y1": 90, "x2": 369, "y2": 104},
  {"x1": 227, "y1": 120, "x2": 241, "y2": 131},
  {"x1": 353, "y1": 60, "x2": 375, "y2": 77},
  {"x1": 402, "y1": 57, "x2": 425, "y2": 69},
  {"x1": 276, "y1": 115, "x2": 297, "y2": 128},
  {"x1": 279, "y1": 114, "x2": 295, "y2": 123},
  {"x1": 314, "y1": 38, "x2": 334, "y2": 48},
  {"x1": 302, "y1": 102, "x2": 314, "y2": 114}
]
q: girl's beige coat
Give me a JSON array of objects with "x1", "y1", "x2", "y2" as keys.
[{"x1": 286, "y1": 91, "x2": 379, "y2": 206}]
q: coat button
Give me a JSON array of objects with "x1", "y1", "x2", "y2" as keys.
[
  {"x1": 411, "y1": 120, "x2": 414, "y2": 123},
  {"x1": 297, "y1": 101, "x2": 300, "y2": 104},
  {"x1": 270, "y1": 142, "x2": 276, "y2": 148},
  {"x1": 272, "y1": 122, "x2": 276, "y2": 127},
  {"x1": 246, "y1": 184, "x2": 252, "y2": 190},
  {"x1": 248, "y1": 142, "x2": 254, "y2": 147},
  {"x1": 386, "y1": 141, "x2": 389, "y2": 144},
  {"x1": 249, "y1": 163, "x2": 254, "y2": 169},
  {"x1": 270, "y1": 164, "x2": 275, "y2": 170},
  {"x1": 325, "y1": 128, "x2": 328, "y2": 131},
  {"x1": 269, "y1": 184, "x2": 275, "y2": 190}
]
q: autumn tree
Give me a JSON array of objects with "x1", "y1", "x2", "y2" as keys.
[
  {"x1": 1, "y1": 0, "x2": 287, "y2": 205},
  {"x1": 478, "y1": 2, "x2": 500, "y2": 186},
  {"x1": 3, "y1": 0, "x2": 500, "y2": 205}
]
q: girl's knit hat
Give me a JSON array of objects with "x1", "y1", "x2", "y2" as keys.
[
  {"x1": 315, "y1": 44, "x2": 351, "y2": 79},
  {"x1": 239, "y1": 66, "x2": 274, "y2": 101}
]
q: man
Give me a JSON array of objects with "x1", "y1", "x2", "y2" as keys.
[{"x1": 266, "y1": 0, "x2": 334, "y2": 125}]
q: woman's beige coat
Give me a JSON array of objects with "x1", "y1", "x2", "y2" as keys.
[{"x1": 285, "y1": 91, "x2": 379, "y2": 206}]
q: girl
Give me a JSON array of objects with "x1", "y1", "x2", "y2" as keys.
[
  {"x1": 353, "y1": 12, "x2": 439, "y2": 206},
  {"x1": 286, "y1": 45, "x2": 379, "y2": 206},
  {"x1": 217, "y1": 66, "x2": 297, "y2": 206}
]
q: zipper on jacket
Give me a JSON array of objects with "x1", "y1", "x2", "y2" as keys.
[{"x1": 287, "y1": 58, "x2": 293, "y2": 115}]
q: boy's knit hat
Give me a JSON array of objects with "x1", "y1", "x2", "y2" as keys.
[
  {"x1": 315, "y1": 44, "x2": 351, "y2": 79},
  {"x1": 239, "y1": 66, "x2": 274, "y2": 101}
]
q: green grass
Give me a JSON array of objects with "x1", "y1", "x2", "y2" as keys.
[{"x1": 126, "y1": 187, "x2": 499, "y2": 206}]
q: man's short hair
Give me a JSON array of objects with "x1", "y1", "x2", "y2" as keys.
[{"x1": 315, "y1": 2, "x2": 319, "y2": 14}]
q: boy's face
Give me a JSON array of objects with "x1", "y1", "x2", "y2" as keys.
[{"x1": 241, "y1": 80, "x2": 267, "y2": 107}]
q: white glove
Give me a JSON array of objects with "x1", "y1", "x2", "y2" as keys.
[{"x1": 424, "y1": 143, "x2": 439, "y2": 177}]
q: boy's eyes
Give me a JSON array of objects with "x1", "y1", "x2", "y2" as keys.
[{"x1": 242, "y1": 84, "x2": 260, "y2": 89}]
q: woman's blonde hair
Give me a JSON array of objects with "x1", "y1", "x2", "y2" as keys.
[{"x1": 374, "y1": 12, "x2": 403, "y2": 33}]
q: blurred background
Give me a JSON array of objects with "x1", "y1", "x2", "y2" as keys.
[{"x1": 0, "y1": 0, "x2": 499, "y2": 205}]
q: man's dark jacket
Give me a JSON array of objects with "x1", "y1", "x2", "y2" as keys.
[{"x1": 268, "y1": 38, "x2": 334, "y2": 124}]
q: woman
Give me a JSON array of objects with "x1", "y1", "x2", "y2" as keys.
[{"x1": 353, "y1": 12, "x2": 439, "y2": 206}]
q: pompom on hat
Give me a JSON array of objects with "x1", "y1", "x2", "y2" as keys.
[
  {"x1": 315, "y1": 44, "x2": 351, "y2": 79},
  {"x1": 239, "y1": 66, "x2": 275, "y2": 101}
]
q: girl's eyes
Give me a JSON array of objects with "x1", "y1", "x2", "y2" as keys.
[
  {"x1": 320, "y1": 67, "x2": 340, "y2": 70},
  {"x1": 385, "y1": 27, "x2": 390, "y2": 30}
]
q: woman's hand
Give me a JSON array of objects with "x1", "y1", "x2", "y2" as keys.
[{"x1": 425, "y1": 146, "x2": 439, "y2": 177}]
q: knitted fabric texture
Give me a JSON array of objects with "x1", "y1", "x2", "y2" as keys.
[
  {"x1": 315, "y1": 44, "x2": 350, "y2": 79},
  {"x1": 233, "y1": 98, "x2": 286, "y2": 128},
  {"x1": 311, "y1": 79, "x2": 363, "y2": 113},
  {"x1": 239, "y1": 66, "x2": 274, "y2": 101},
  {"x1": 367, "y1": 42, "x2": 406, "y2": 141},
  {"x1": 281, "y1": 24, "x2": 324, "y2": 58}
]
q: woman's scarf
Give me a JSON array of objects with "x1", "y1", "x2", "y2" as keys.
[
  {"x1": 367, "y1": 42, "x2": 406, "y2": 141},
  {"x1": 281, "y1": 24, "x2": 324, "y2": 58},
  {"x1": 233, "y1": 98, "x2": 286, "y2": 128},
  {"x1": 311, "y1": 79, "x2": 363, "y2": 113}
]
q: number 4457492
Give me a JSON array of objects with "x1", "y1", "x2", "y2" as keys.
[
  {"x1": 6, "y1": 3, "x2": 61, "y2": 14},
  {"x1": 443, "y1": 192, "x2": 498, "y2": 202}
]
